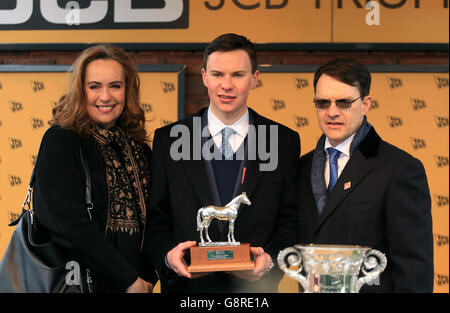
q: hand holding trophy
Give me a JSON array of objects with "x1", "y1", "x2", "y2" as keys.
[{"x1": 187, "y1": 192, "x2": 256, "y2": 273}]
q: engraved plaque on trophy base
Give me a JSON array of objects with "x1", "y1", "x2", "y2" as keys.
[{"x1": 187, "y1": 243, "x2": 255, "y2": 273}]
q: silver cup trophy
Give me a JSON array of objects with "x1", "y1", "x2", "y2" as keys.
[{"x1": 277, "y1": 244, "x2": 387, "y2": 293}]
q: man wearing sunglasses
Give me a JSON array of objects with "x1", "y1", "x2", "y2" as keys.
[{"x1": 296, "y1": 58, "x2": 433, "y2": 292}]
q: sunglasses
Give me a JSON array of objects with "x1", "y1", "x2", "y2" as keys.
[{"x1": 313, "y1": 96, "x2": 362, "y2": 109}]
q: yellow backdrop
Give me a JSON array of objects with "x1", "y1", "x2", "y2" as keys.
[
  {"x1": 0, "y1": 65, "x2": 448, "y2": 293},
  {"x1": 0, "y1": 1, "x2": 447, "y2": 44}
]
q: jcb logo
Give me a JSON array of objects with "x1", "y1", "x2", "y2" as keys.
[
  {"x1": 253, "y1": 79, "x2": 263, "y2": 89},
  {"x1": 30, "y1": 117, "x2": 44, "y2": 129},
  {"x1": 434, "y1": 115, "x2": 449, "y2": 128},
  {"x1": 369, "y1": 100, "x2": 379, "y2": 111},
  {"x1": 387, "y1": 116, "x2": 403, "y2": 128},
  {"x1": 31, "y1": 80, "x2": 45, "y2": 92},
  {"x1": 435, "y1": 274, "x2": 449, "y2": 286},
  {"x1": 8, "y1": 211, "x2": 20, "y2": 224},
  {"x1": 142, "y1": 103, "x2": 153, "y2": 113},
  {"x1": 8, "y1": 175, "x2": 22, "y2": 187},
  {"x1": 387, "y1": 77, "x2": 402, "y2": 89},
  {"x1": 9, "y1": 101, "x2": 23, "y2": 112},
  {"x1": 293, "y1": 78, "x2": 309, "y2": 89},
  {"x1": 410, "y1": 138, "x2": 426, "y2": 150},
  {"x1": 271, "y1": 99, "x2": 286, "y2": 111},
  {"x1": 30, "y1": 154, "x2": 37, "y2": 166},
  {"x1": 160, "y1": 119, "x2": 173, "y2": 127},
  {"x1": 0, "y1": 0, "x2": 188, "y2": 30},
  {"x1": 293, "y1": 116, "x2": 309, "y2": 128},
  {"x1": 410, "y1": 98, "x2": 426, "y2": 111},
  {"x1": 8, "y1": 138, "x2": 23, "y2": 149},
  {"x1": 435, "y1": 77, "x2": 449, "y2": 89},
  {"x1": 161, "y1": 81, "x2": 175, "y2": 93},
  {"x1": 435, "y1": 234, "x2": 449, "y2": 247},
  {"x1": 434, "y1": 155, "x2": 449, "y2": 168},
  {"x1": 434, "y1": 194, "x2": 449, "y2": 207}
]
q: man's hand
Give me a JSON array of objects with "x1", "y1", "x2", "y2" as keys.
[
  {"x1": 166, "y1": 241, "x2": 211, "y2": 279},
  {"x1": 227, "y1": 247, "x2": 273, "y2": 282},
  {"x1": 126, "y1": 277, "x2": 153, "y2": 293}
]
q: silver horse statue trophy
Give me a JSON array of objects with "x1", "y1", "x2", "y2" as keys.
[{"x1": 196, "y1": 192, "x2": 251, "y2": 246}]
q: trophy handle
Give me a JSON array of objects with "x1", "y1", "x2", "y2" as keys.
[
  {"x1": 277, "y1": 247, "x2": 308, "y2": 291},
  {"x1": 355, "y1": 249, "x2": 387, "y2": 292}
]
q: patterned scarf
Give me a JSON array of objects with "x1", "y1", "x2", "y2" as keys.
[{"x1": 91, "y1": 124, "x2": 150, "y2": 238}]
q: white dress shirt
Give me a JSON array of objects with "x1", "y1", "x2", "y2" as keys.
[
  {"x1": 324, "y1": 134, "x2": 355, "y2": 189},
  {"x1": 207, "y1": 108, "x2": 249, "y2": 153}
]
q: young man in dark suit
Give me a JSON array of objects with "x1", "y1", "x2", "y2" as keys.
[
  {"x1": 147, "y1": 33, "x2": 300, "y2": 292},
  {"x1": 296, "y1": 58, "x2": 434, "y2": 292}
]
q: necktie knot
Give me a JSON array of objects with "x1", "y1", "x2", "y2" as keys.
[
  {"x1": 221, "y1": 127, "x2": 234, "y2": 159},
  {"x1": 327, "y1": 147, "x2": 341, "y2": 164},
  {"x1": 327, "y1": 147, "x2": 341, "y2": 193}
]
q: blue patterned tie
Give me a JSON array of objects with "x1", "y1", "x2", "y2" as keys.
[
  {"x1": 327, "y1": 147, "x2": 341, "y2": 193},
  {"x1": 221, "y1": 127, "x2": 234, "y2": 159}
]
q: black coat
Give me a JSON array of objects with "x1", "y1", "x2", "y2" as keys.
[
  {"x1": 33, "y1": 126, "x2": 157, "y2": 292},
  {"x1": 297, "y1": 127, "x2": 434, "y2": 292},
  {"x1": 146, "y1": 108, "x2": 300, "y2": 292}
]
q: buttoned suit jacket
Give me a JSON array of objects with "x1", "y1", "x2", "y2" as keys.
[
  {"x1": 146, "y1": 107, "x2": 300, "y2": 293},
  {"x1": 297, "y1": 127, "x2": 434, "y2": 292}
]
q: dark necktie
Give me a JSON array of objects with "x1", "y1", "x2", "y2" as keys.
[{"x1": 327, "y1": 147, "x2": 341, "y2": 193}]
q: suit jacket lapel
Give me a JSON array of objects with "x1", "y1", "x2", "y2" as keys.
[
  {"x1": 310, "y1": 135, "x2": 328, "y2": 215},
  {"x1": 181, "y1": 159, "x2": 216, "y2": 206},
  {"x1": 178, "y1": 108, "x2": 217, "y2": 207},
  {"x1": 313, "y1": 127, "x2": 382, "y2": 237},
  {"x1": 235, "y1": 108, "x2": 265, "y2": 198},
  {"x1": 237, "y1": 157, "x2": 262, "y2": 198},
  {"x1": 314, "y1": 149, "x2": 374, "y2": 235}
]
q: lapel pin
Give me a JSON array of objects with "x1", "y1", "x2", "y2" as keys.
[{"x1": 344, "y1": 181, "x2": 351, "y2": 190}]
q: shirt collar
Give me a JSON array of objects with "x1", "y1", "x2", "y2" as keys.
[
  {"x1": 207, "y1": 108, "x2": 249, "y2": 138},
  {"x1": 324, "y1": 133, "x2": 355, "y2": 157}
]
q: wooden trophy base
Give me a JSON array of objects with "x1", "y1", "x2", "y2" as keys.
[{"x1": 187, "y1": 243, "x2": 255, "y2": 273}]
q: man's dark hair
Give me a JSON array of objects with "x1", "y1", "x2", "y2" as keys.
[
  {"x1": 202, "y1": 33, "x2": 257, "y2": 73},
  {"x1": 313, "y1": 58, "x2": 372, "y2": 97}
]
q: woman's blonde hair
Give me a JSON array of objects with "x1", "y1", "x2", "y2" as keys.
[{"x1": 50, "y1": 44, "x2": 148, "y2": 144}]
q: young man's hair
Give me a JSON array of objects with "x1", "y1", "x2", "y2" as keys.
[
  {"x1": 203, "y1": 33, "x2": 257, "y2": 73},
  {"x1": 313, "y1": 58, "x2": 372, "y2": 97}
]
